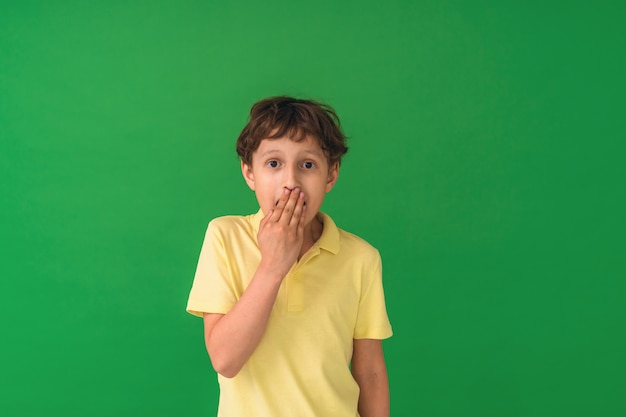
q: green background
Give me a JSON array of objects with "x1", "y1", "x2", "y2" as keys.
[{"x1": 1, "y1": 1, "x2": 625, "y2": 416}]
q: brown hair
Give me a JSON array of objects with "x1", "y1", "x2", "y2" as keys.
[{"x1": 236, "y1": 96, "x2": 348, "y2": 166}]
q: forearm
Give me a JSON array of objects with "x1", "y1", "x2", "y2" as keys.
[
  {"x1": 204, "y1": 264, "x2": 284, "y2": 378},
  {"x1": 352, "y1": 339, "x2": 390, "y2": 417},
  {"x1": 354, "y1": 368, "x2": 390, "y2": 417}
]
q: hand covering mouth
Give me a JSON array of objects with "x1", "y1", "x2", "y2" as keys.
[{"x1": 274, "y1": 199, "x2": 306, "y2": 206}]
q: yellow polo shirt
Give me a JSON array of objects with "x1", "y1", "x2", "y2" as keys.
[{"x1": 187, "y1": 210, "x2": 392, "y2": 417}]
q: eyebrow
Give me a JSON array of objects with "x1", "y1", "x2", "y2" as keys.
[{"x1": 259, "y1": 149, "x2": 324, "y2": 158}]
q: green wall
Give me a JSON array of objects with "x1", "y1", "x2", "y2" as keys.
[{"x1": 2, "y1": 1, "x2": 625, "y2": 416}]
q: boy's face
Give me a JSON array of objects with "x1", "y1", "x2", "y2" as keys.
[{"x1": 242, "y1": 135, "x2": 339, "y2": 226}]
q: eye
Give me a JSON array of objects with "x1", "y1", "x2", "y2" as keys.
[
  {"x1": 267, "y1": 160, "x2": 280, "y2": 168},
  {"x1": 302, "y1": 161, "x2": 315, "y2": 169}
]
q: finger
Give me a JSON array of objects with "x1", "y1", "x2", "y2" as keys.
[
  {"x1": 271, "y1": 188, "x2": 291, "y2": 221},
  {"x1": 260, "y1": 209, "x2": 273, "y2": 229},
  {"x1": 296, "y1": 204, "x2": 306, "y2": 238},
  {"x1": 279, "y1": 188, "x2": 300, "y2": 223},
  {"x1": 289, "y1": 192, "x2": 305, "y2": 227}
]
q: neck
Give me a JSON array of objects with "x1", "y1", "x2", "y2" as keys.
[{"x1": 299, "y1": 214, "x2": 323, "y2": 258}]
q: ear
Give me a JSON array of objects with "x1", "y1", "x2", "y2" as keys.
[
  {"x1": 241, "y1": 161, "x2": 256, "y2": 191},
  {"x1": 325, "y1": 162, "x2": 339, "y2": 192}
]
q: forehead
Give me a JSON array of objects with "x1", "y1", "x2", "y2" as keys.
[{"x1": 254, "y1": 135, "x2": 326, "y2": 158}]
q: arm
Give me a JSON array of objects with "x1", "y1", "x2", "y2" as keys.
[
  {"x1": 202, "y1": 269, "x2": 281, "y2": 378},
  {"x1": 203, "y1": 188, "x2": 306, "y2": 378},
  {"x1": 351, "y1": 338, "x2": 390, "y2": 417}
]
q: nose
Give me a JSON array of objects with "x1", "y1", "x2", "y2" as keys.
[{"x1": 283, "y1": 164, "x2": 301, "y2": 191}]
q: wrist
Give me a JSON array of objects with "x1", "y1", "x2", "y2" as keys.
[{"x1": 256, "y1": 259, "x2": 291, "y2": 283}]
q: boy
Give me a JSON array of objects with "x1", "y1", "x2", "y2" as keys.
[{"x1": 187, "y1": 96, "x2": 392, "y2": 417}]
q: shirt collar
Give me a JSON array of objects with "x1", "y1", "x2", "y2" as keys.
[
  {"x1": 250, "y1": 209, "x2": 340, "y2": 255},
  {"x1": 315, "y1": 212, "x2": 340, "y2": 254}
]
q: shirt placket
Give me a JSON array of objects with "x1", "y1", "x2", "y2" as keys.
[{"x1": 285, "y1": 249, "x2": 320, "y2": 313}]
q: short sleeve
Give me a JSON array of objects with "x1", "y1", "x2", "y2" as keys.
[
  {"x1": 353, "y1": 251, "x2": 393, "y2": 339},
  {"x1": 186, "y1": 220, "x2": 238, "y2": 317}
]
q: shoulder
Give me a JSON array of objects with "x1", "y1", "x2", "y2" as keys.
[
  {"x1": 334, "y1": 226, "x2": 385, "y2": 293},
  {"x1": 338, "y1": 228, "x2": 379, "y2": 256},
  {"x1": 324, "y1": 215, "x2": 380, "y2": 264},
  {"x1": 205, "y1": 213, "x2": 257, "y2": 241},
  {"x1": 208, "y1": 214, "x2": 250, "y2": 230}
]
